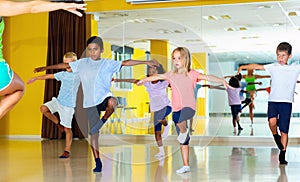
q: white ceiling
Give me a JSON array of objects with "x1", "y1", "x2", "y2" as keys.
[{"x1": 91, "y1": 0, "x2": 300, "y2": 64}]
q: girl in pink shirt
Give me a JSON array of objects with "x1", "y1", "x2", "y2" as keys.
[{"x1": 137, "y1": 47, "x2": 229, "y2": 174}]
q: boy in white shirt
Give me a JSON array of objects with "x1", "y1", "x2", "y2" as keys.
[{"x1": 237, "y1": 42, "x2": 300, "y2": 165}]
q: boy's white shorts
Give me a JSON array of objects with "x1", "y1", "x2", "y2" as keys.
[{"x1": 43, "y1": 97, "x2": 74, "y2": 128}]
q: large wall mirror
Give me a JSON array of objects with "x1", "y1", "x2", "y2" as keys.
[{"x1": 92, "y1": 1, "x2": 300, "y2": 137}]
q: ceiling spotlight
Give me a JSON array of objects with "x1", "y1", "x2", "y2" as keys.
[
  {"x1": 202, "y1": 15, "x2": 218, "y2": 20},
  {"x1": 225, "y1": 27, "x2": 235, "y2": 31},
  {"x1": 185, "y1": 39, "x2": 202, "y2": 43},
  {"x1": 239, "y1": 27, "x2": 247, "y2": 31},
  {"x1": 288, "y1": 11, "x2": 297, "y2": 16},
  {"x1": 221, "y1": 15, "x2": 231, "y2": 20},
  {"x1": 257, "y1": 5, "x2": 272, "y2": 9}
]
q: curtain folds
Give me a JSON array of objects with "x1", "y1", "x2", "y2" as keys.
[{"x1": 41, "y1": 7, "x2": 87, "y2": 139}]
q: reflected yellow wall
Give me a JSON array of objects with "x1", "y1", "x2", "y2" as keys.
[{"x1": 192, "y1": 53, "x2": 207, "y2": 116}]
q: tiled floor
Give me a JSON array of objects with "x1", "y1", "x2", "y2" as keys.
[{"x1": 1, "y1": 117, "x2": 300, "y2": 182}]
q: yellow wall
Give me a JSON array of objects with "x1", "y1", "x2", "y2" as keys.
[
  {"x1": 0, "y1": 13, "x2": 49, "y2": 135},
  {"x1": 192, "y1": 53, "x2": 208, "y2": 116}
]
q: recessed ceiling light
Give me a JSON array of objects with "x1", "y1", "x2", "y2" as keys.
[
  {"x1": 239, "y1": 27, "x2": 247, "y2": 31},
  {"x1": 185, "y1": 39, "x2": 202, "y2": 43},
  {"x1": 221, "y1": 15, "x2": 231, "y2": 20},
  {"x1": 273, "y1": 23, "x2": 284, "y2": 27},
  {"x1": 257, "y1": 5, "x2": 272, "y2": 9},
  {"x1": 288, "y1": 11, "x2": 297, "y2": 16},
  {"x1": 225, "y1": 27, "x2": 235, "y2": 31},
  {"x1": 133, "y1": 39, "x2": 149, "y2": 43},
  {"x1": 112, "y1": 13, "x2": 128, "y2": 17},
  {"x1": 241, "y1": 36, "x2": 259, "y2": 39},
  {"x1": 127, "y1": 19, "x2": 154, "y2": 23},
  {"x1": 202, "y1": 15, "x2": 218, "y2": 20},
  {"x1": 157, "y1": 29, "x2": 173, "y2": 34}
]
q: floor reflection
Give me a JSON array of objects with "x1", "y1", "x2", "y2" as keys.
[
  {"x1": 1, "y1": 138, "x2": 300, "y2": 181},
  {"x1": 104, "y1": 116, "x2": 300, "y2": 138},
  {"x1": 1, "y1": 116, "x2": 300, "y2": 181}
]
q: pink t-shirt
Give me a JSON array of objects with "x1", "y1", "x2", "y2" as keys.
[{"x1": 165, "y1": 70, "x2": 200, "y2": 111}]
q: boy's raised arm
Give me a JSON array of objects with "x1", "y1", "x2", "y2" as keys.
[
  {"x1": 27, "y1": 74, "x2": 55, "y2": 84},
  {"x1": 237, "y1": 64, "x2": 265, "y2": 74},
  {"x1": 34, "y1": 63, "x2": 69, "y2": 73},
  {"x1": 121, "y1": 59, "x2": 159, "y2": 67},
  {"x1": 137, "y1": 74, "x2": 166, "y2": 86},
  {"x1": 113, "y1": 78, "x2": 139, "y2": 84}
]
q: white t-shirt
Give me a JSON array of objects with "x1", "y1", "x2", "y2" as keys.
[
  {"x1": 264, "y1": 63, "x2": 300, "y2": 103},
  {"x1": 69, "y1": 57, "x2": 122, "y2": 108}
]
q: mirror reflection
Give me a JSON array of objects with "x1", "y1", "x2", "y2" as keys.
[{"x1": 91, "y1": 1, "x2": 300, "y2": 137}]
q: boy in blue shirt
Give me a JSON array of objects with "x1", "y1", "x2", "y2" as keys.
[
  {"x1": 34, "y1": 36, "x2": 159, "y2": 173},
  {"x1": 28, "y1": 52, "x2": 80, "y2": 159}
]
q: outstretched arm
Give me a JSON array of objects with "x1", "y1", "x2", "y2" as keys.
[
  {"x1": 113, "y1": 78, "x2": 139, "y2": 84},
  {"x1": 198, "y1": 74, "x2": 230, "y2": 88},
  {"x1": 136, "y1": 74, "x2": 166, "y2": 86},
  {"x1": 207, "y1": 85, "x2": 225, "y2": 90},
  {"x1": 27, "y1": 74, "x2": 54, "y2": 84},
  {"x1": 0, "y1": 0, "x2": 86, "y2": 17},
  {"x1": 121, "y1": 59, "x2": 159, "y2": 68},
  {"x1": 255, "y1": 88, "x2": 267, "y2": 92},
  {"x1": 254, "y1": 75, "x2": 270, "y2": 79},
  {"x1": 237, "y1": 64, "x2": 265, "y2": 74},
  {"x1": 247, "y1": 82, "x2": 262, "y2": 85},
  {"x1": 34, "y1": 63, "x2": 69, "y2": 73}
]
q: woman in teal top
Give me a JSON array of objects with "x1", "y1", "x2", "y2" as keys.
[
  {"x1": 0, "y1": 1, "x2": 86, "y2": 119},
  {"x1": 243, "y1": 69, "x2": 269, "y2": 127}
]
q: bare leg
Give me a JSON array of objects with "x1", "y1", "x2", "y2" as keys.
[
  {"x1": 155, "y1": 131, "x2": 163, "y2": 147},
  {"x1": 249, "y1": 103, "x2": 254, "y2": 125},
  {"x1": 249, "y1": 91, "x2": 256, "y2": 125},
  {"x1": 64, "y1": 128, "x2": 73, "y2": 152},
  {"x1": 176, "y1": 120, "x2": 187, "y2": 133},
  {"x1": 180, "y1": 145, "x2": 189, "y2": 166},
  {"x1": 40, "y1": 105, "x2": 59, "y2": 124},
  {"x1": 189, "y1": 118, "x2": 194, "y2": 132},
  {"x1": 90, "y1": 133, "x2": 100, "y2": 158},
  {"x1": 175, "y1": 144, "x2": 191, "y2": 174},
  {"x1": 59, "y1": 127, "x2": 72, "y2": 158},
  {"x1": 40, "y1": 105, "x2": 64, "y2": 132},
  {"x1": 0, "y1": 73, "x2": 24, "y2": 119},
  {"x1": 89, "y1": 97, "x2": 118, "y2": 134},
  {"x1": 102, "y1": 97, "x2": 118, "y2": 120},
  {"x1": 269, "y1": 117, "x2": 278, "y2": 135},
  {"x1": 280, "y1": 132, "x2": 288, "y2": 151}
]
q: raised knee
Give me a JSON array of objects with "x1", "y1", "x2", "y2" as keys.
[
  {"x1": 108, "y1": 98, "x2": 118, "y2": 109},
  {"x1": 40, "y1": 105, "x2": 49, "y2": 114}
]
